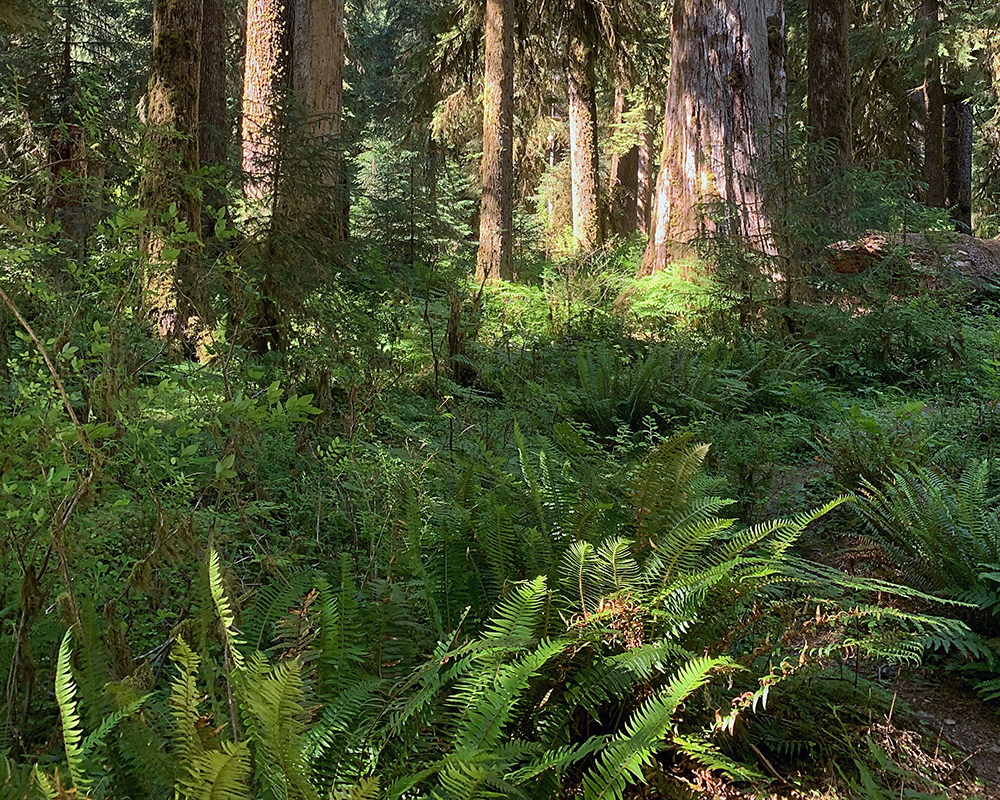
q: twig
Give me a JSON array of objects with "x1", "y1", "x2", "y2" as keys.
[
  {"x1": 748, "y1": 741, "x2": 790, "y2": 786},
  {"x1": 0, "y1": 286, "x2": 97, "y2": 462}
]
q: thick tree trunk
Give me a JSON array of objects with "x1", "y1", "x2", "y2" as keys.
[
  {"x1": 609, "y1": 84, "x2": 639, "y2": 238},
  {"x1": 922, "y1": 0, "x2": 945, "y2": 208},
  {"x1": 242, "y1": 0, "x2": 291, "y2": 201},
  {"x1": 944, "y1": 97, "x2": 972, "y2": 233},
  {"x1": 199, "y1": 0, "x2": 227, "y2": 214},
  {"x1": 290, "y1": 0, "x2": 348, "y2": 239},
  {"x1": 641, "y1": 0, "x2": 773, "y2": 275},
  {"x1": 636, "y1": 104, "x2": 656, "y2": 236},
  {"x1": 807, "y1": 0, "x2": 851, "y2": 171},
  {"x1": 139, "y1": 0, "x2": 205, "y2": 355},
  {"x1": 476, "y1": 0, "x2": 515, "y2": 282},
  {"x1": 567, "y1": 34, "x2": 602, "y2": 251}
]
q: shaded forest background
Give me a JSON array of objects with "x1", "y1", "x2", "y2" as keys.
[{"x1": 3, "y1": 0, "x2": 1000, "y2": 797}]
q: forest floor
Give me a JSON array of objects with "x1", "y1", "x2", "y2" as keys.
[{"x1": 895, "y1": 674, "x2": 1000, "y2": 798}]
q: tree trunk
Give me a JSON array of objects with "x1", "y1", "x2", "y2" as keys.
[
  {"x1": 641, "y1": 0, "x2": 773, "y2": 275},
  {"x1": 636, "y1": 104, "x2": 656, "y2": 236},
  {"x1": 290, "y1": 0, "x2": 348, "y2": 239},
  {"x1": 139, "y1": 0, "x2": 205, "y2": 356},
  {"x1": 922, "y1": 0, "x2": 945, "y2": 208},
  {"x1": 567, "y1": 33, "x2": 602, "y2": 251},
  {"x1": 476, "y1": 0, "x2": 515, "y2": 282},
  {"x1": 609, "y1": 83, "x2": 639, "y2": 238},
  {"x1": 807, "y1": 0, "x2": 851, "y2": 172},
  {"x1": 242, "y1": 0, "x2": 291, "y2": 201},
  {"x1": 944, "y1": 97, "x2": 972, "y2": 233},
  {"x1": 199, "y1": 0, "x2": 227, "y2": 214}
]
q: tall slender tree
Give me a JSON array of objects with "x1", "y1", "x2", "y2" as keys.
[
  {"x1": 242, "y1": 0, "x2": 290, "y2": 201},
  {"x1": 921, "y1": 0, "x2": 946, "y2": 208},
  {"x1": 636, "y1": 103, "x2": 656, "y2": 235},
  {"x1": 139, "y1": 0, "x2": 205, "y2": 352},
  {"x1": 807, "y1": 0, "x2": 851, "y2": 175},
  {"x1": 641, "y1": 0, "x2": 773, "y2": 274},
  {"x1": 477, "y1": 0, "x2": 515, "y2": 282},
  {"x1": 199, "y1": 0, "x2": 227, "y2": 214},
  {"x1": 566, "y1": 16, "x2": 602, "y2": 250},
  {"x1": 609, "y1": 83, "x2": 639, "y2": 237},
  {"x1": 290, "y1": 0, "x2": 348, "y2": 239}
]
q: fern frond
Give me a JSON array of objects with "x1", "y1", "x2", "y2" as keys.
[
  {"x1": 329, "y1": 776, "x2": 380, "y2": 800},
  {"x1": 482, "y1": 576, "x2": 547, "y2": 642},
  {"x1": 209, "y1": 549, "x2": 246, "y2": 671},
  {"x1": 55, "y1": 630, "x2": 90, "y2": 794},
  {"x1": 177, "y1": 741, "x2": 251, "y2": 800},
  {"x1": 169, "y1": 636, "x2": 206, "y2": 764},
  {"x1": 581, "y1": 656, "x2": 726, "y2": 800}
]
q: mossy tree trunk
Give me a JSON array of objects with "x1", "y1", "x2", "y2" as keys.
[
  {"x1": 139, "y1": 0, "x2": 206, "y2": 356},
  {"x1": 567, "y1": 31, "x2": 602, "y2": 251},
  {"x1": 641, "y1": 0, "x2": 773, "y2": 274},
  {"x1": 476, "y1": 0, "x2": 515, "y2": 282}
]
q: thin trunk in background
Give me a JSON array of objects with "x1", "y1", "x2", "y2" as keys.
[
  {"x1": 609, "y1": 83, "x2": 639, "y2": 238},
  {"x1": 199, "y1": 0, "x2": 227, "y2": 215},
  {"x1": 944, "y1": 97, "x2": 972, "y2": 233},
  {"x1": 922, "y1": 0, "x2": 945, "y2": 208},
  {"x1": 807, "y1": 0, "x2": 852, "y2": 175},
  {"x1": 139, "y1": 0, "x2": 205, "y2": 356},
  {"x1": 477, "y1": 0, "x2": 515, "y2": 281},
  {"x1": 636, "y1": 104, "x2": 656, "y2": 236},
  {"x1": 290, "y1": 0, "x2": 348, "y2": 240},
  {"x1": 242, "y1": 0, "x2": 290, "y2": 200},
  {"x1": 567, "y1": 30, "x2": 602, "y2": 251}
]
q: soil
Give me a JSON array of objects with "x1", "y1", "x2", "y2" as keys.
[{"x1": 892, "y1": 673, "x2": 1000, "y2": 798}]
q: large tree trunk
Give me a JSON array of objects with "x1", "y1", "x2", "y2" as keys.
[
  {"x1": 922, "y1": 0, "x2": 945, "y2": 208},
  {"x1": 609, "y1": 83, "x2": 639, "y2": 238},
  {"x1": 807, "y1": 0, "x2": 851, "y2": 172},
  {"x1": 242, "y1": 0, "x2": 291, "y2": 201},
  {"x1": 641, "y1": 0, "x2": 773, "y2": 275},
  {"x1": 290, "y1": 0, "x2": 348, "y2": 239},
  {"x1": 636, "y1": 104, "x2": 656, "y2": 236},
  {"x1": 476, "y1": 0, "x2": 515, "y2": 282},
  {"x1": 944, "y1": 97, "x2": 972, "y2": 233},
  {"x1": 139, "y1": 0, "x2": 205, "y2": 356},
  {"x1": 567, "y1": 32, "x2": 602, "y2": 251},
  {"x1": 199, "y1": 0, "x2": 227, "y2": 214}
]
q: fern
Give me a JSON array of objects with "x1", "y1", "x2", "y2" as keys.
[
  {"x1": 54, "y1": 631, "x2": 90, "y2": 794},
  {"x1": 580, "y1": 656, "x2": 727, "y2": 800},
  {"x1": 177, "y1": 741, "x2": 252, "y2": 800}
]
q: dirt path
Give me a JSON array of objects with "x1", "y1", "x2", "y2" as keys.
[{"x1": 893, "y1": 674, "x2": 1000, "y2": 798}]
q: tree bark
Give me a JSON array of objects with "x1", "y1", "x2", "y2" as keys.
[
  {"x1": 641, "y1": 0, "x2": 773, "y2": 275},
  {"x1": 290, "y1": 0, "x2": 348, "y2": 239},
  {"x1": 636, "y1": 104, "x2": 656, "y2": 236},
  {"x1": 476, "y1": 0, "x2": 515, "y2": 282},
  {"x1": 242, "y1": 0, "x2": 291, "y2": 201},
  {"x1": 199, "y1": 0, "x2": 227, "y2": 213},
  {"x1": 567, "y1": 32, "x2": 602, "y2": 251},
  {"x1": 807, "y1": 0, "x2": 851, "y2": 172},
  {"x1": 922, "y1": 0, "x2": 945, "y2": 208},
  {"x1": 609, "y1": 83, "x2": 639, "y2": 238},
  {"x1": 944, "y1": 97, "x2": 972, "y2": 233},
  {"x1": 139, "y1": 0, "x2": 205, "y2": 355}
]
